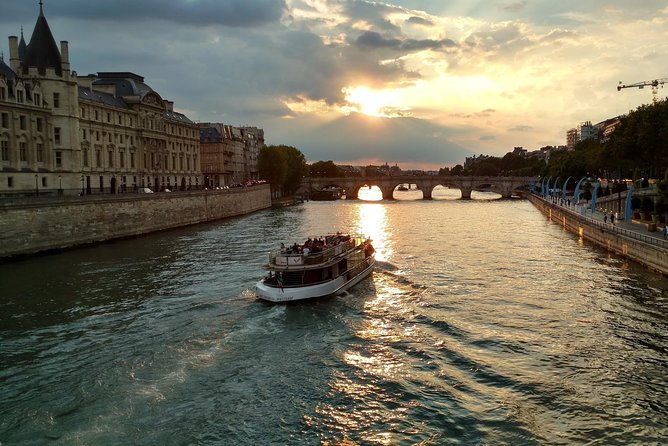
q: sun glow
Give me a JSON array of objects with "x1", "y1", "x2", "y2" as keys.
[{"x1": 342, "y1": 86, "x2": 406, "y2": 117}]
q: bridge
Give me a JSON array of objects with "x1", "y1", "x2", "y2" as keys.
[{"x1": 300, "y1": 175, "x2": 537, "y2": 200}]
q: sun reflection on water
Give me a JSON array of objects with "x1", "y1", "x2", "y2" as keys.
[{"x1": 354, "y1": 202, "x2": 391, "y2": 262}]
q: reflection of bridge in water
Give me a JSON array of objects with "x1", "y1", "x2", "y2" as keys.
[{"x1": 301, "y1": 175, "x2": 537, "y2": 200}]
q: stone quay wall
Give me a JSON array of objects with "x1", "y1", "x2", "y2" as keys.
[
  {"x1": 529, "y1": 194, "x2": 668, "y2": 276},
  {"x1": 0, "y1": 185, "x2": 271, "y2": 259}
]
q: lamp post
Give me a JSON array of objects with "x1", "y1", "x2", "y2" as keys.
[
  {"x1": 58, "y1": 175, "x2": 62, "y2": 196},
  {"x1": 35, "y1": 174, "x2": 38, "y2": 197}
]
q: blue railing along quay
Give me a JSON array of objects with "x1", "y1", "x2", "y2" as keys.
[{"x1": 532, "y1": 193, "x2": 668, "y2": 250}]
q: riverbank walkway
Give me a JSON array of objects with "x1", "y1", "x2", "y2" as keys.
[{"x1": 548, "y1": 197, "x2": 668, "y2": 249}]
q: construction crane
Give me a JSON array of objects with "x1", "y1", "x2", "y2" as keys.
[{"x1": 617, "y1": 78, "x2": 668, "y2": 103}]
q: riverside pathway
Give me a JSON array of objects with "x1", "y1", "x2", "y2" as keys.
[{"x1": 562, "y1": 200, "x2": 668, "y2": 246}]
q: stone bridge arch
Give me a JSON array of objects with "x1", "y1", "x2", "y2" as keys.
[{"x1": 300, "y1": 175, "x2": 537, "y2": 200}]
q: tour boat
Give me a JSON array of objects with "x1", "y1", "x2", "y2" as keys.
[{"x1": 255, "y1": 234, "x2": 375, "y2": 303}]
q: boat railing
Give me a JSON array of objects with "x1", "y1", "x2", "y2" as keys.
[{"x1": 269, "y1": 237, "x2": 363, "y2": 267}]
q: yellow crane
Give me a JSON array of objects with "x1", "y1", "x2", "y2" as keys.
[{"x1": 617, "y1": 78, "x2": 668, "y2": 103}]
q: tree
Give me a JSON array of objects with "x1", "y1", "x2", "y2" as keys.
[
  {"x1": 310, "y1": 160, "x2": 342, "y2": 177},
  {"x1": 280, "y1": 146, "x2": 307, "y2": 194},
  {"x1": 258, "y1": 146, "x2": 287, "y2": 196}
]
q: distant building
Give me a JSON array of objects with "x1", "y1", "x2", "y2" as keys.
[
  {"x1": 578, "y1": 121, "x2": 599, "y2": 142},
  {"x1": 464, "y1": 154, "x2": 491, "y2": 170},
  {"x1": 198, "y1": 123, "x2": 262, "y2": 186},
  {"x1": 512, "y1": 146, "x2": 527, "y2": 157},
  {"x1": 566, "y1": 128, "x2": 578, "y2": 150},
  {"x1": 0, "y1": 4, "x2": 200, "y2": 195},
  {"x1": 594, "y1": 116, "x2": 622, "y2": 143}
]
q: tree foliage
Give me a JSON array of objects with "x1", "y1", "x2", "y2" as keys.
[
  {"x1": 547, "y1": 98, "x2": 668, "y2": 181},
  {"x1": 258, "y1": 145, "x2": 306, "y2": 195},
  {"x1": 309, "y1": 160, "x2": 342, "y2": 177}
]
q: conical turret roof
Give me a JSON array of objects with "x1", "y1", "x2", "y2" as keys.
[
  {"x1": 22, "y1": 3, "x2": 62, "y2": 76},
  {"x1": 18, "y1": 27, "x2": 28, "y2": 63}
]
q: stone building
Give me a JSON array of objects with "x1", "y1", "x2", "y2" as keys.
[
  {"x1": 0, "y1": 3, "x2": 200, "y2": 196},
  {"x1": 198, "y1": 123, "x2": 262, "y2": 187}
]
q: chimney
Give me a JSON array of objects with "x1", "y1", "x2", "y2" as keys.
[
  {"x1": 8, "y1": 36, "x2": 19, "y2": 72},
  {"x1": 60, "y1": 41, "x2": 70, "y2": 72}
]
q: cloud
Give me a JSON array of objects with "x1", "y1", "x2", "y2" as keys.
[
  {"x1": 406, "y1": 16, "x2": 434, "y2": 27},
  {"x1": 278, "y1": 113, "x2": 474, "y2": 166},
  {"x1": 10, "y1": 0, "x2": 288, "y2": 27},
  {"x1": 502, "y1": 1, "x2": 528, "y2": 13},
  {"x1": 480, "y1": 135, "x2": 496, "y2": 141},
  {"x1": 509, "y1": 125, "x2": 533, "y2": 132},
  {"x1": 354, "y1": 31, "x2": 457, "y2": 52}
]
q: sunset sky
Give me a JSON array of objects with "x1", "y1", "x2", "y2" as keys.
[{"x1": 3, "y1": 1, "x2": 668, "y2": 169}]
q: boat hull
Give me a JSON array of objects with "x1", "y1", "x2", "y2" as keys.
[{"x1": 254, "y1": 257, "x2": 375, "y2": 303}]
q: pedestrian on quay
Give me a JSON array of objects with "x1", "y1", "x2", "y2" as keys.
[
  {"x1": 610, "y1": 213, "x2": 615, "y2": 224},
  {"x1": 604, "y1": 213, "x2": 607, "y2": 223},
  {"x1": 663, "y1": 226, "x2": 668, "y2": 239}
]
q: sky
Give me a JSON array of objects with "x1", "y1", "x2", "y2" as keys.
[{"x1": 2, "y1": 0, "x2": 668, "y2": 170}]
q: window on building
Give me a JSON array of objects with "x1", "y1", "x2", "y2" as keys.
[
  {"x1": 36, "y1": 143, "x2": 44, "y2": 162},
  {"x1": 143, "y1": 153, "x2": 147, "y2": 169},
  {"x1": 19, "y1": 142, "x2": 27, "y2": 161},
  {"x1": 107, "y1": 112, "x2": 111, "y2": 123},
  {"x1": 80, "y1": 107, "x2": 85, "y2": 118},
  {"x1": 1, "y1": 140, "x2": 8, "y2": 160},
  {"x1": 108, "y1": 133, "x2": 112, "y2": 143},
  {"x1": 99, "y1": 176, "x2": 104, "y2": 192},
  {"x1": 33, "y1": 93, "x2": 41, "y2": 106},
  {"x1": 108, "y1": 150, "x2": 114, "y2": 167},
  {"x1": 0, "y1": 86, "x2": 5, "y2": 100},
  {"x1": 36, "y1": 118, "x2": 43, "y2": 132},
  {"x1": 96, "y1": 131, "x2": 100, "y2": 141},
  {"x1": 83, "y1": 148, "x2": 89, "y2": 167},
  {"x1": 41, "y1": 177, "x2": 47, "y2": 187},
  {"x1": 54, "y1": 127, "x2": 61, "y2": 145},
  {"x1": 118, "y1": 115, "x2": 122, "y2": 125},
  {"x1": 17, "y1": 89, "x2": 24, "y2": 103},
  {"x1": 120, "y1": 151, "x2": 125, "y2": 168},
  {"x1": 55, "y1": 151, "x2": 62, "y2": 167},
  {"x1": 96, "y1": 150, "x2": 101, "y2": 167},
  {"x1": 53, "y1": 92, "x2": 60, "y2": 108},
  {"x1": 19, "y1": 115, "x2": 26, "y2": 130},
  {"x1": 130, "y1": 136, "x2": 134, "y2": 145},
  {"x1": 7, "y1": 177, "x2": 13, "y2": 188},
  {"x1": 130, "y1": 152, "x2": 135, "y2": 169},
  {"x1": 1, "y1": 113, "x2": 8, "y2": 128},
  {"x1": 82, "y1": 129, "x2": 87, "y2": 140}
]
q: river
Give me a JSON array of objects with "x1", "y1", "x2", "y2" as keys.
[{"x1": 1, "y1": 190, "x2": 667, "y2": 445}]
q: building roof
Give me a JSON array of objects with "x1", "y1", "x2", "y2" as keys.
[
  {"x1": 165, "y1": 110, "x2": 194, "y2": 125},
  {"x1": 92, "y1": 72, "x2": 155, "y2": 100},
  {"x1": 18, "y1": 29, "x2": 27, "y2": 62},
  {"x1": 22, "y1": 4, "x2": 62, "y2": 76},
  {"x1": 200, "y1": 127, "x2": 224, "y2": 143},
  {"x1": 78, "y1": 86, "x2": 129, "y2": 109}
]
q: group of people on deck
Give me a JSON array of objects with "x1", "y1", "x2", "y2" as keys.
[{"x1": 281, "y1": 234, "x2": 352, "y2": 256}]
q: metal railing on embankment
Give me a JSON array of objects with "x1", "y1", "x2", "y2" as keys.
[{"x1": 532, "y1": 194, "x2": 668, "y2": 251}]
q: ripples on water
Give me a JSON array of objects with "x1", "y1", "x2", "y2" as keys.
[{"x1": 1, "y1": 192, "x2": 668, "y2": 445}]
